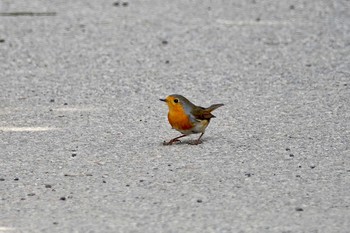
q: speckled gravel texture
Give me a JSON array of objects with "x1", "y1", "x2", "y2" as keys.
[{"x1": 0, "y1": 0, "x2": 349, "y2": 232}]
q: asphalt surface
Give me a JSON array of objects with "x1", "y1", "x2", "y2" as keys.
[{"x1": 0, "y1": 0, "x2": 349, "y2": 232}]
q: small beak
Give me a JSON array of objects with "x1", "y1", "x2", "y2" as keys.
[{"x1": 159, "y1": 98, "x2": 166, "y2": 102}]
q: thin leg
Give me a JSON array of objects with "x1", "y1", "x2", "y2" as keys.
[
  {"x1": 189, "y1": 133, "x2": 204, "y2": 145},
  {"x1": 163, "y1": 134, "x2": 188, "y2": 145}
]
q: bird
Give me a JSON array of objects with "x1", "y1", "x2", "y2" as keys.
[{"x1": 160, "y1": 94, "x2": 224, "y2": 145}]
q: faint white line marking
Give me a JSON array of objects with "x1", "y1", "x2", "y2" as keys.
[
  {"x1": 0, "y1": 226, "x2": 16, "y2": 231},
  {"x1": 0, "y1": 127, "x2": 58, "y2": 132}
]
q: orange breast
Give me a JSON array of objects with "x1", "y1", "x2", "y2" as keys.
[{"x1": 168, "y1": 107, "x2": 193, "y2": 131}]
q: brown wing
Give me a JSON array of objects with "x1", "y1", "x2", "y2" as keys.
[{"x1": 191, "y1": 103, "x2": 224, "y2": 121}]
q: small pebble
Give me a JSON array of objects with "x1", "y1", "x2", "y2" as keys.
[
  {"x1": 45, "y1": 184, "x2": 52, "y2": 188},
  {"x1": 0, "y1": 39, "x2": 5, "y2": 43},
  {"x1": 286, "y1": 148, "x2": 290, "y2": 151},
  {"x1": 289, "y1": 154, "x2": 294, "y2": 157},
  {"x1": 63, "y1": 103, "x2": 68, "y2": 105},
  {"x1": 71, "y1": 153, "x2": 77, "y2": 157},
  {"x1": 0, "y1": 178, "x2": 5, "y2": 181},
  {"x1": 14, "y1": 178, "x2": 19, "y2": 181},
  {"x1": 310, "y1": 165, "x2": 316, "y2": 169},
  {"x1": 50, "y1": 99, "x2": 55, "y2": 103},
  {"x1": 27, "y1": 193, "x2": 35, "y2": 196},
  {"x1": 197, "y1": 199, "x2": 203, "y2": 203},
  {"x1": 162, "y1": 40, "x2": 168, "y2": 45},
  {"x1": 295, "y1": 207, "x2": 303, "y2": 211},
  {"x1": 60, "y1": 197, "x2": 66, "y2": 201}
]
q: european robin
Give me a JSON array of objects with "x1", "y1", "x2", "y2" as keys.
[{"x1": 160, "y1": 94, "x2": 224, "y2": 145}]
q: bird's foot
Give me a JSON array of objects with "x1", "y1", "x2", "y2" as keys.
[
  {"x1": 188, "y1": 140, "x2": 202, "y2": 145},
  {"x1": 163, "y1": 139, "x2": 181, "y2": 146}
]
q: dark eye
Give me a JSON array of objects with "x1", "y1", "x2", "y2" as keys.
[{"x1": 174, "y1": 99, "x2": 179, "y2": 103}]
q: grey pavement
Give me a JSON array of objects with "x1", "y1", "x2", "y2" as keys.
[{"x1": 0, "y1": 0, "x2": 349, "y2": 232}]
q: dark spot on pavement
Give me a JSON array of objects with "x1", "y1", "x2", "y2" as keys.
[
  {"x1": 113, "y1": 2, "x2": 120, "y2": 6},
  {"x1": 71, "y1": 153, "x2": 77, "y2": 157},
  {"x1": 290, "y1": 5, "x2": 295, "y2": 10},
  {"x1": 14, "y1": 178, "x2": 19, "y2": 181},
  {"x1": 50, "y1": 99, "x2": 55, "y2": 102},
  {"x1": 162, "y1": 40, "x2": 168, "y2": 45},
  {"x1": 295, "y1": 207, "x2": 303, "y2": 211},
  {"x1": 45, "y1": 184, "x2": 52, "y2": 188},
  {"x1": 310, "y1": 165, "x2": 316, "y2": 169},
  {"x1": 197, "y1": 199, "x2": 203, "y2": 203},
  {"x1": 60, "y1": 197, "x2": 66, "y2": 201},
  {"x1": 0, "y1": 39, "x2": 5, "y2": 43},
  {"x1": 289, "y1": 154, "x2": 294, "y2": 157},
  {"x1": 122, "y1": 2, "x2": 128, "y2": 7},
  {"x1": 286, "y1": 148, "x2": 290, "y2": 151},
  {"x1": 0, "y1": 178, "x2": 5, "y2": 181},
  {"x1": 27, "y1": 193, "x2": 35, "y2": 196}
]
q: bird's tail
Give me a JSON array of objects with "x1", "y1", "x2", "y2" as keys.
[{"x1": 206, "y1": 104, "x2": 224, "y2": 112}]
